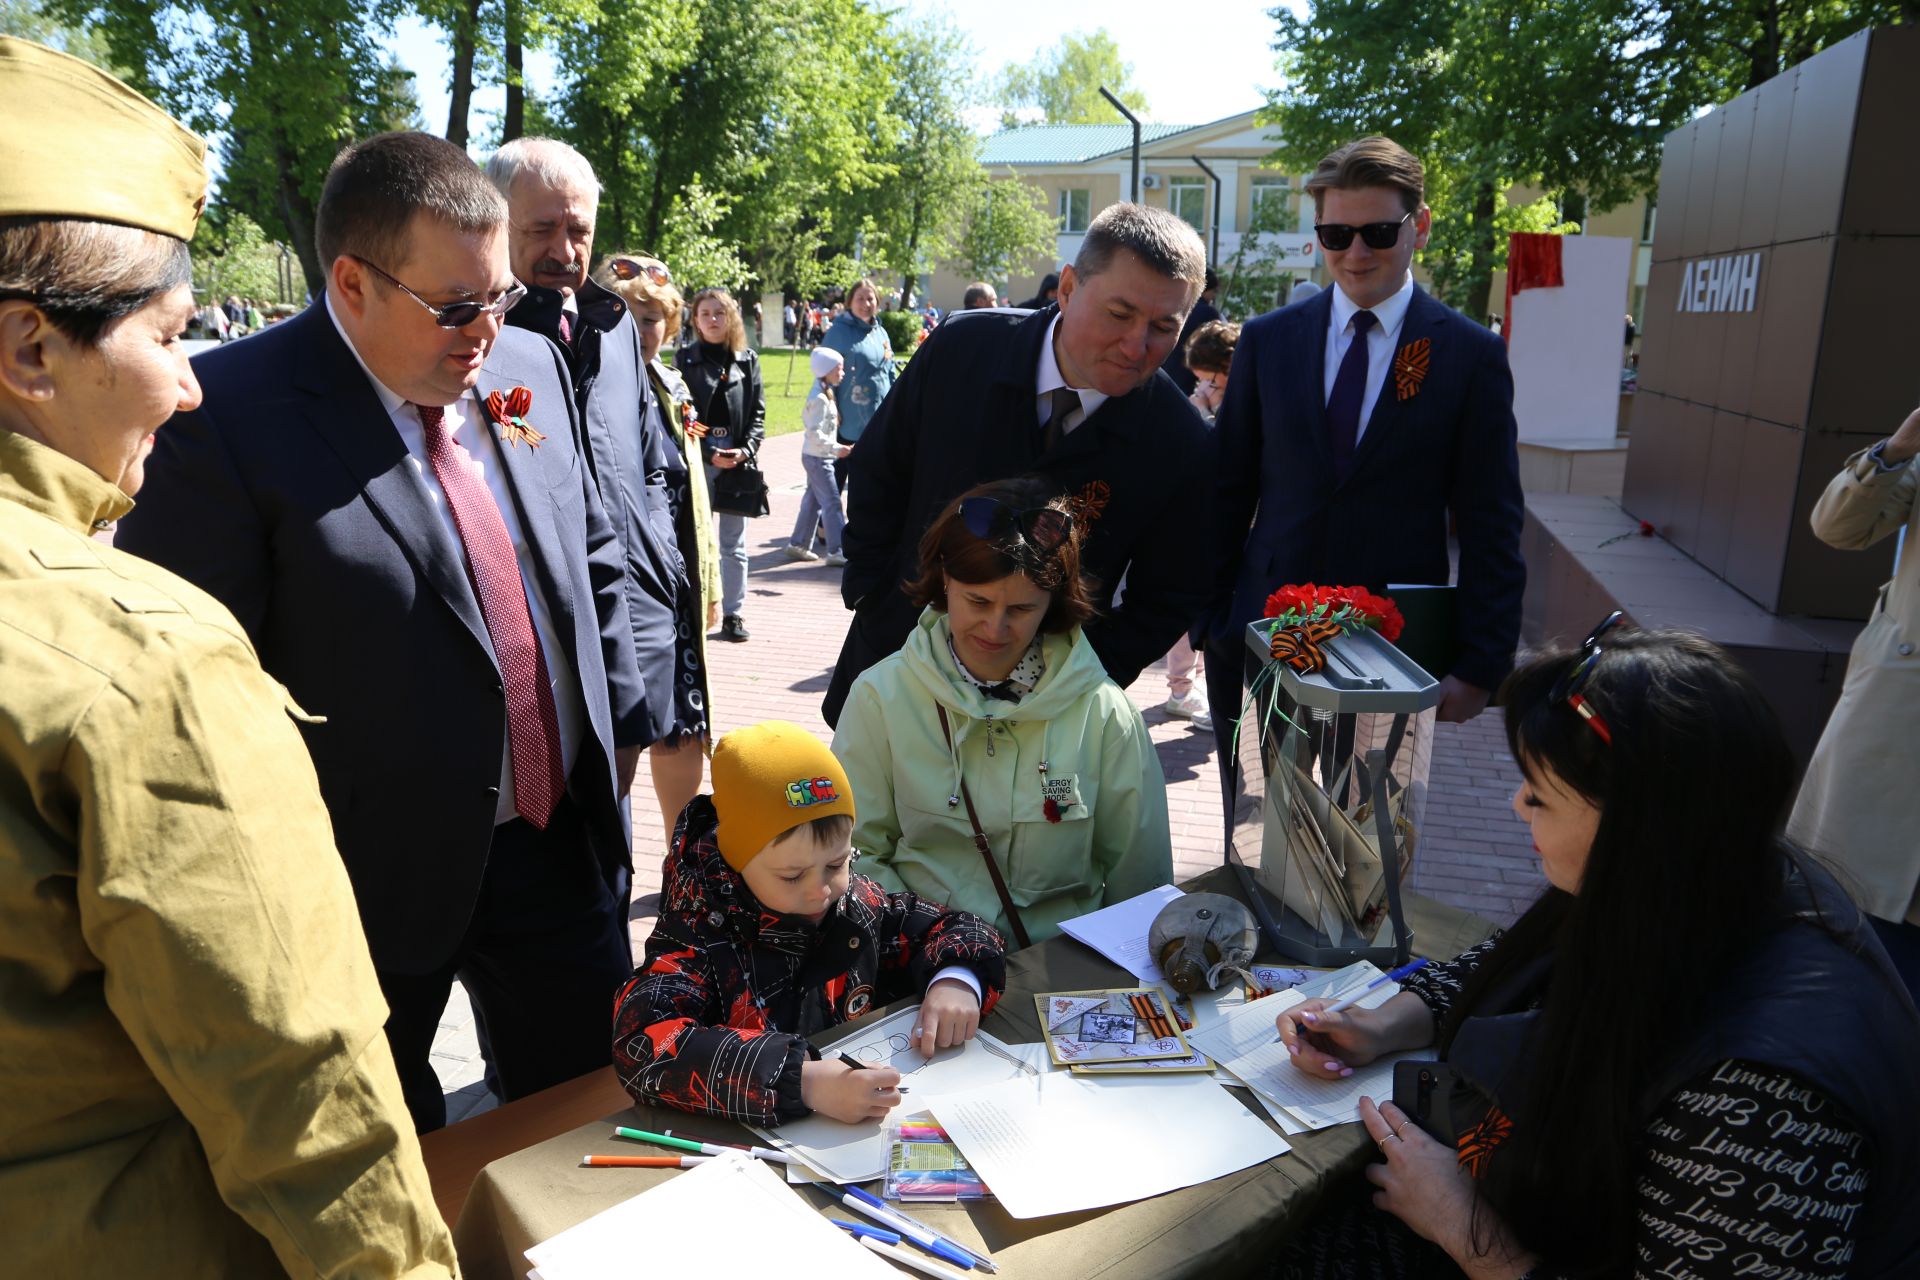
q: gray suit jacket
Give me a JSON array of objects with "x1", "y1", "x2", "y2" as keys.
[{"x1": 119, "y1": 302, "x2": 645, "y2": 974}]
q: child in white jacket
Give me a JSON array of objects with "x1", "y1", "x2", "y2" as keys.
[{"x1": 786, "y1": 346, "x2": 852, "y2": 565}]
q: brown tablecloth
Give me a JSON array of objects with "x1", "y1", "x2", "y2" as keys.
[{"x1": 449, "y1": 868, "x2": 1494, "y2": 1280}]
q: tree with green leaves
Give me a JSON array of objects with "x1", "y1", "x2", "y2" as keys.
[
  {"x1": 0, "y1": 0, "x2": 126, "y2": 73},
  {"x1": 951, "y1": 174, "x2": 1059, "y2": 296},
  {"x1": 859, "y1": 21, "x2": 982, "y2": 307},
  {"x1": 991, "y1": 30, "x2": 1149, "y2": 128},
  {"x1": 49, "y1": 0, "x2": 416, "y2": 294},
  {"x1": 1265, "y1": 0, "x2": 1912, "y2": 319},
  {"x1": 191, "y1": 208, "x2": 295, "y2": 306},
  {"x1": 550, "y1": 0, "x2": 895, "y2": 294}
]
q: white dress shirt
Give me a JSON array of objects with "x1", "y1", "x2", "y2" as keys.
[
  {"x1": 326, "y1": 295, "x2": 587, "y2": 825},
  {"x1": 1323, "y1": 272, "x2": 1415, "y2": 444},
  {"x1": 1034, "y1": 313, "x2": 1109, "y2": 435}
]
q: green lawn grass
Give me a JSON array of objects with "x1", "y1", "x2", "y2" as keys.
[{"x1": 756, "y1": 347, "x2": 816, "y2": 439}]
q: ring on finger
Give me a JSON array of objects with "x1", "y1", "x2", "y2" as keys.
[{"x1": 1377, "y1": 1132, "x2": 1403, "y2": 1152}]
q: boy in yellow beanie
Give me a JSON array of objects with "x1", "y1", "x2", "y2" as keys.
[{"x1": 612, "y1": 722, "x2": 1006, "y2": 1125}]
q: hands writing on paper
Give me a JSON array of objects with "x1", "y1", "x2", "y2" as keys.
[
  {"x1": 1276, "y1": 990, "x2": 1434, "y2": 1080},
  {"x1": 913, "y1": 978, "x2": 982, "y2": 1057},
  {"x1": 801, "y1": 1060, "x2": 902, "y2": 1124},
  {"x1": 1360, "y1": 1098, "x2": 1538, "y2": 1280}
]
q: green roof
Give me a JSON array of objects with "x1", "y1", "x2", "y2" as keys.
[{"x1": 979, "y1": 122, "x2": 1205, "y2": 166}]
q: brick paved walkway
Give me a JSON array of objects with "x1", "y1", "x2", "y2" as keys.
[{"x1": 434, "y1": 432, "x2": 1545, "y2": 1121}]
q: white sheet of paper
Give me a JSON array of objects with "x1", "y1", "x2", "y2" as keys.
[
  {"x1": 1055, "y1": 883, "x2": 1187, "y2": 984},
  {"x1": 933, "y1": 1070, "x2": 1290, "y2": 1219},
  {"x1": 525, "y1": 1150, "x2": 895, "y2": 1278},
  {"x1": 1186, "y1": 983, "x2": 1411, "y2": 1130},
  {"x1": 751, "y1": 1004, "x2": 1039, "y2": 1183}
]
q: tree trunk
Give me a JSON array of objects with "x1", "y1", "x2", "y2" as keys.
[
  {"x1": 1468, "y1": 178, "x2": 1498, "y2": 322},
  {"x1": 503, "y1": 0, "x2": 524, "y2": 142},
  {"x1": 644, "y1": 130, "x2": 674, "y2": 250},
  {"x1": 446, "y1": 0, "x2": 479, "y2": 148},
  {"x1": 276, "y1": 153, "x2": 324, "y2": 297}
]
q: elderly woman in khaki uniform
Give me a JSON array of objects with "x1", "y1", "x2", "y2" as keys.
[
  {"x1": 0, "y1": 38, "x2": 454, "y2": 1278},
  {"x1": 1790, "y1": 405, "x2": 1920, "y2": 996}
]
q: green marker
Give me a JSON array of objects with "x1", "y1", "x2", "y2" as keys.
[{"x1": 613, "y1": 1125, "x2": 791, "y2": 1163}]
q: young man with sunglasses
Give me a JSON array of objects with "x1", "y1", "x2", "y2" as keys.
[
  {"x1": 1205, "y1": 135, "x2": 1525, "y2": 746},
  {"x1": 824, "y1": 202, "x2": 1213, "y2": 727},
  {"x1": 121, "y1": 131, "x2": 651, "y2": 1134}
]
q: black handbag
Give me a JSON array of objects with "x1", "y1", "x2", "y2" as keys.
[{"x1": 708, "y1": 453, "x2": 769, "y2": 518}]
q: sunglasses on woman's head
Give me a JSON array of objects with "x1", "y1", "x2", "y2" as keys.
[
  {"x1": 958, "y1": 497, "x2": 1073, "y2": 553},
  {"x1": 1313, "y1": 210, "x2": 1414, "y2": 253},
  {"x1": 1550, "y1": 609, "x2": 1627, "y2": 745},
  {"x1": 609, "y1": 254, "x2": 672, "y2": 285}
]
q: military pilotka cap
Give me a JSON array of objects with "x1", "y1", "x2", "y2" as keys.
[{"x1": 0, "y1": 36, "x2": 207, "y2": 242}]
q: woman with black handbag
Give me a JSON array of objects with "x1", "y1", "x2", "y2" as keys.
[{"x1": 676, "y1": 286, "x2": 765, "y2": 642}]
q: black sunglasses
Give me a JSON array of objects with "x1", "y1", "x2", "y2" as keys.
[
  {"x1": 1313, "y1": 210, "x2": 1414, "y2": 252},
  {"x1": 354, "y1": 256, "x2": 525, "y2": 328},
  {"x1": 609, "y1": 254, "x2": 672, "y2": 285},
  {"x1": 1549, "y1": 610, "x2": 1627, "y2": 745},
  {"x1": 958, "y1": 497, "x2": 1073, "y2": 553}
]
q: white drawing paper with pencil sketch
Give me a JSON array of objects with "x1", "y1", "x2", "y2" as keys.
[
  {"x1": 1186, "y1": 984, "x2": 1411, "y2": 1130},
  {"x1": 934, "y1": 1070, "x2": 1291, "y2": 1218},
  {"x1": 749, "y1": 1004, "x2": 1042, "y2": 1183}
]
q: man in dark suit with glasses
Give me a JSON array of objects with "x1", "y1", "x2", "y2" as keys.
[{"x1": 1205, "y1": 135, "x2": 1525, "y2": 753}]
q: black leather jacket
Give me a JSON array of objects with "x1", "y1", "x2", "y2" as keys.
[{"x1": 673, "y1": 341, "x2": 765, "y2": 465}]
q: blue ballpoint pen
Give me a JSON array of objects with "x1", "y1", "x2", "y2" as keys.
[
  {"x1": 840, "y1": 1184, "x2": 981, "y2": 1271},
  {"x1": 830, "y1": 1218, "x2": 902, "y2": 1245},
  {"x1": 1274, "y1": 958, "x2": 1432, "y2": 1042}
]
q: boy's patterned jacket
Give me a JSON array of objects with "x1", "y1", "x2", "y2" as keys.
[{"x1": 612, "y1": 796, "x2": 1006, "y2": 1126}]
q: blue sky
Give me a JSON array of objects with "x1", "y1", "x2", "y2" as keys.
[{"x1": 387, "y1": 0, "x2": 1295, "y2": 145}]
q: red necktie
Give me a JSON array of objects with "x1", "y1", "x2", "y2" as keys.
[
  {"x1": 557, "y1": 310, "x2": 573, "y2": 345},
  {"x1": 416, "y1": 402, "x2": 565, "y2": 828}
]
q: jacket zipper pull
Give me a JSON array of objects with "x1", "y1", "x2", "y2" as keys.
[{"x1": 983, "y1": 715, "x2": 995, "y2": 757}]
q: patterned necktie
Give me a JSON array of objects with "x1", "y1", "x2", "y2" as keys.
[
  {"x1": 1326, "y1": 309, "x2": 1377, "y2": 483},
  {"x1": 1040, "y1": 385, "x2": 1078, "y2": 454},
  {"x1": 415, "y1": 402, "x2": 565, "y2": 828}
]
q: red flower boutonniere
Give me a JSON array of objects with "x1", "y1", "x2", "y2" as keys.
[
  {"x1": 1392, "y1": 338, "x2": 1431, "y2": 401},
  {"x1": 485, "y1": 386, "x2": 547, "y2": 449},
  {"x1": 1043, "y1": 797, "x2": 1065, "y2": 823}
]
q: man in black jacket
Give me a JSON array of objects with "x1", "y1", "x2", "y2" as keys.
[
  {"x1": 487, "y1": 137, "x2": 683, "y2": 761},
  {"x1": 824, "y1": 202, "x2": 1213, "y2": 726}
]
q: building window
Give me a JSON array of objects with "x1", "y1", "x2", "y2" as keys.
[
  {"x1": 1640, "y1": 201, "x2": 1657, "y2": 244},
  {"x1": 1169, "y1": 177, "x2": 1207, "y2": 231},
  {"x1": 1249, "y1": 174, "x2": 1292, "y2": 230},
  {"x1": 1058, "y1": 188, "x2": 1090, "y2": 234}
]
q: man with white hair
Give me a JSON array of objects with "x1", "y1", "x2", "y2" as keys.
[{"x1": 488, "y1": 137, "x2": 684, "y2": 820}]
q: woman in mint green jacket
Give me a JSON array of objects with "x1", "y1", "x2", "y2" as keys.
[{"x1": 832, "y1": 478, "x2": 1172, "y2": 947}]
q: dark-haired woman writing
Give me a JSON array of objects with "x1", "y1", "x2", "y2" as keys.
[
  {"x1": 833, "y1": 477, "x2": 1172, "y2": 947},
  {"x1": 1272, "y1": 622, "x2": 1920, "y2": 1279}
]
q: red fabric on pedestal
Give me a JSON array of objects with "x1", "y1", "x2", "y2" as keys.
[{"x1": 1503, "y1": 233, "x2": 1565, "y2": 342}]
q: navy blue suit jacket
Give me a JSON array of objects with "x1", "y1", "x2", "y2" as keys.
[
  {"x1": 1210, "y1": 286, "x2": 1524, "y2": 690},
  {"x1": 118, "y1": 304, "x2": 646, "y2": 974}
]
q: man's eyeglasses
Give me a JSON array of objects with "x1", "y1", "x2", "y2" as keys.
[
  {"x1": 609, "y1": 254, "x2": 672, "y2": 285},
  {"x1": 354, "y1": 256, "x2": 525, "y2": 328},
  {"x1": 1313, "y1": 210, "x2": 1414, "y2": 253},
  {"x1": 959, "y1": 497, "x2": 1074, "y2": 553},
  {"x1": 1549, "y1": 609, "x2": 1627, "y2": 745}
]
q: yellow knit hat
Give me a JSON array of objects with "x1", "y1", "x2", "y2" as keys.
[
  {"x1": 0, "y1": 37, "x2": 208, "y2": 242},
  {"x1": 710, "y1": 721, "x2": 856, "y2": 871}
]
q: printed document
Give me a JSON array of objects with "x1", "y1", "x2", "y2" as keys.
[{"x1": 1056, "y1": 884, "x2": 1187, "y2": 984}]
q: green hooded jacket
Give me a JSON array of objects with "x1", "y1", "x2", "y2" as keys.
[{"x1": 833, "y1": 607, "x2": 1172, "y2": 944}]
